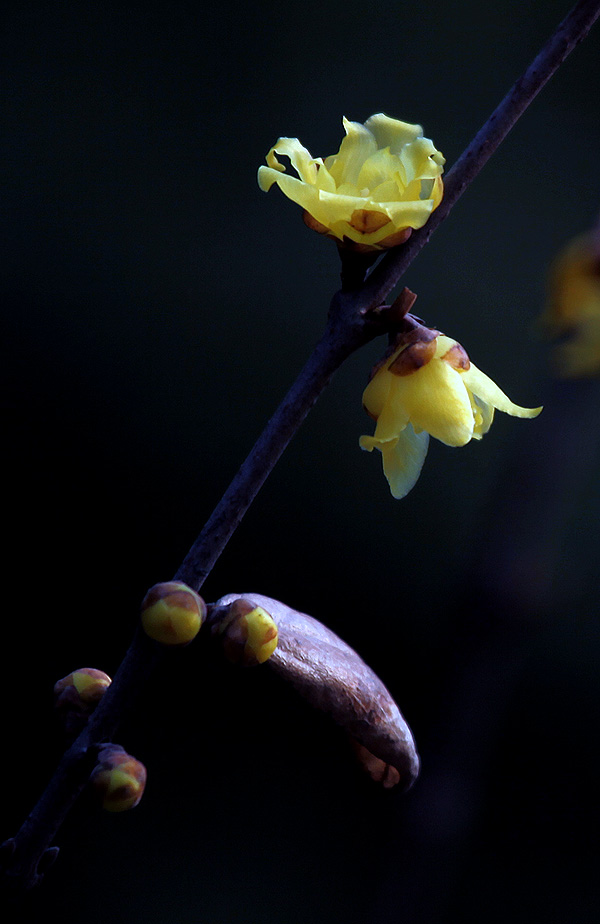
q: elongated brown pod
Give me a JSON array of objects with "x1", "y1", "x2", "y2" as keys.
[{"x1": 209, "y1": 592, "x2": 420, "y2": 791}]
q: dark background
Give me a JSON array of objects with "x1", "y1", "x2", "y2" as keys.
[{"x1": 3, "y1": 1, "x2": 600, "y2": 922}]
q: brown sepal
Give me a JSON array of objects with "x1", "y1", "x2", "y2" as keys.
[{"x1": 210, "y1": 593, "x2": 420, "y2": 791}]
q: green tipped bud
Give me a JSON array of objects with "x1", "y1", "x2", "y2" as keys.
[
  {"x1": 91, "y1": 745, "x2": 147, "y2": 812},
  {"x1": 141, "y1": 581, "x2": 206, "y2": 646},
  {"x1": 212, "y1": 598, "x2": 278, "y2": 665}
]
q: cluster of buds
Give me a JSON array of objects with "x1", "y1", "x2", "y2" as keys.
[
  {"x1": 141, "y1": 581, "x2": 206, "y2": 646},
  {"x1": 90, "y1": 744, "x2": 147, "y2": 812},
  {"x1": 208, "y1": 597, "x2": 278, "y2": 666}
]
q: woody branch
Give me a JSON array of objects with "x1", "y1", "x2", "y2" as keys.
[{"x1": 2, "y1": 0, "x2": 599, "y2": 893}]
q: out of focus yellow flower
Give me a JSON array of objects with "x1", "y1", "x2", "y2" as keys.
[
  {"x1": 258, "y1": 114, "x2": 445, "y2": 252},
  {"x1": 360, "y1": 331, "x2": 542, "y2": 499},
  {"x1": 541, "y1": 232, "x2": 600, "y2": 377}
]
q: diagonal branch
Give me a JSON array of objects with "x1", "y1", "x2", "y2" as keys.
[
  {"x1": 2, "y1": 0, "x2": 600, "y2": 893},
  {"x1": 356, "y1": 0, "x2": 600, "y2": 312}
]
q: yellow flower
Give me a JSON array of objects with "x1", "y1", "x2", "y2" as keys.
[
  {"x1": 360, "y1": 332, "x2": 542, "y2": 499},
  {"x1": 540, "y1": 232, "x2": 600, "y2": 377},
  {"x1": 258, "y1": 114, "x2": 445, "y2": 252}
]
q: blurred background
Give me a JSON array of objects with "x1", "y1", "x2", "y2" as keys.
[{"x1": 2, "y1": 1, "x2": 600, "y2": 921}]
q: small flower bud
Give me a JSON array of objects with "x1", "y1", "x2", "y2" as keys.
[
  {"x1": 209, "y1": 598, "x2": 278, "y2": 665},
  {"x1": 54, "y1": 668, "x2": 112, "y2": 709},
  {"x1": 141, "y1": 581, "x2": 206, "y2": 646},
  {"x1": 54, "y1": 668, "x2": 112, "y2": 734},
  {"x1": 91, "y1": 745, "x2": 147, "y2": 812}
]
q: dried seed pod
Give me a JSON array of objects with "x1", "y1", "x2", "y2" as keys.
[
  {"x1": 210, "y1": 593, "x2": 420, "y2": 791},
  {"x1": 141, "y1": 581, "x2": 206, "y2": 646},
  {"x1": 91, "y1": 744, "x2": 147, "y2": 812},
  {"x1": 54, "y1": 668, "x2": 112, "y2": 735},
  {"x1": 208, "y1": 597, "x2": 278, "y2": 665}
]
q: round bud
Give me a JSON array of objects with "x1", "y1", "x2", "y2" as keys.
[
  {"x1": 54, "y1": 669, "x2": 112, "y2": 734},
  {"x1": 213, "y1": 598, "x2": 278, "y2": 665},
  {"x1": 54, "y1": 668, "x2": 112, "y2": 708},
  {"x1": 141, "y1": 581, "x2": 206, "y2": 646},
  {"x1": 91, "y1": 745, "x2": 147, "y2": 812}
]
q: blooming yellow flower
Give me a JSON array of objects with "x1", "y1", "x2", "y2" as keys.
[
  {"x1": 541, "y1": 232, "x2": 600, "y2": 377},
  {"x1": 258, "y1": 114, "x2": 445, "y2": 251},
  {"x1": 360, "y1": 332, "x2": 542, "y2": 499}
]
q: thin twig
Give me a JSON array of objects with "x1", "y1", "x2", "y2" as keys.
[{"x1": 2, "y1": 0, "x2": 599, "y2": 892}]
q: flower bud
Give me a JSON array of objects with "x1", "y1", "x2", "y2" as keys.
[
  {"x1": 54, "y1": 668, "x2": 112, "y2": 709},
  {"x1": 54, "y1": 668, "x2": 112, "y2": 734},
  {"x1": 91, "y1": 745, "x2": 147, "y2": 812},
  {"x1": 141, "y1": 581, "x2": 206, "y2": 646},
  {"x1": 209, "y1": 598, "x2": 278, "y2": 665}
]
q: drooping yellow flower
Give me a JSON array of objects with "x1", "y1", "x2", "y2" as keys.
[
  {"x1": 540, "y1": 232, "x2": 600, "y2": 377},
  {"x1": 360, "y1": 332, "x2": 542, "y2": 499},
  {"x1": 258, "y1": 114, "x2": 445, "y2": 251}
]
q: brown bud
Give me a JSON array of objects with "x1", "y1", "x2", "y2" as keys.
[
  {"x1": 54, "y1": 668, "x2": 112, "y2": 735},
  {"x1": 211, "y1": 592, "x2": 420, "y2": 791},
  {"x1": 141, "y1": 581, "x2": 206, "y2": 646},
  {"x1": 91, "y1": 744, "x2": 147, "y2": 812}
]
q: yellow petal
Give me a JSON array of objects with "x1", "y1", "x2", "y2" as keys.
[
  {"x1": 392, "y1": 360, "x2": 474, "y2": 446},
  {"x1": 258, "y1": 169, "x2": 324, "y2": 216},
  {"x1": 362, "y1": 366, "x2": 393, "y2": 420},
  {"x1": 430, "y1": 174, "x2": 444, "y2": 208},
  {"x1": 462, "y1": 364, "x2": 543, "y2": 418},
  {"x1": 314, "y1": 163, "x2": 337, "y2": 193},
  {"x1": 470, "y1": 393, "x2": 495, "y2": 439},
  {"x1": 265, "y1": 137, "x2": 321, "y2": 183},
  {"x1": 369, "y1": 179, "x2": 405, "y2": 202},
  {"x1": 356, "y1": 148, "x2": 403, "y2": 194},
  {"x1": 324, "y1": 117, "x2": 377, "y2": 186},
  {"x1": 399, "y1": 137, "x2": 443, "y2": 187},
  {"x1": 374, "y1": 197, "x2": 436, "y2": 231},
  {"x1": 363, "y1": 113, "x2": 423, "y2": 153},
  {"x1": 381, "y1": 427, "x2": 429, "y2": 498},
  {"x1": 372, "y1": 391, "x2": 410, "y2": 442},
  {"x1": 360, "y1": 426, "x2": 429, "y2": 499}
]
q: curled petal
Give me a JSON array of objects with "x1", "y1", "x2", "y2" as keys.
[
  {"x1": 264, "y1": 137, "x2": 321, "y2": 184},
  {"x1": 462, "y1": 363, "x2": 543, "y2": 418},
  {"x1": 469, "y1": 393, "x2": 495, "y2": 439},
  {"x1": 364, "y1": 113, "x2": 423, "y2": 152},
  {"x1": 324, "y1": 117, "x2": 378, "y2": 185}
]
